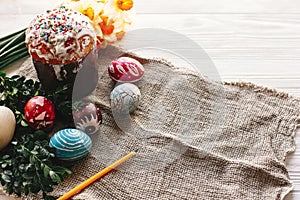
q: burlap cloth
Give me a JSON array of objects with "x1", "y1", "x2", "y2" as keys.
[{"x1": 17, "y1": 45, "x2": 300, "y2": 200}]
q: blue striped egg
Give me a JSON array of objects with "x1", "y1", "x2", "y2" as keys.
[{"x1": 49, "y1": 128, "x2": 92, "y2": 161}]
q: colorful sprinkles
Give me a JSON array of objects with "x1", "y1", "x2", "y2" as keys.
[{"x1": 25, "y1": 6, "x2": 96, "y2": 64}]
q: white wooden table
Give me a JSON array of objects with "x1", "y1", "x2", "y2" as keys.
[{"x1": 0, "y1": 0, "x2": 299, "y2": 199}]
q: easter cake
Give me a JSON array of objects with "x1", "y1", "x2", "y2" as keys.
[{"x1": 25, "y1": 6, "x2": 98, "y2": 98}]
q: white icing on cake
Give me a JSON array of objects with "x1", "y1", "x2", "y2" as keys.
[
  {"x1": 52, "y1": 64, "x2": 66, "y2": 81},
  {"x1": 25, "y1": 6, "x2": 96, "y2": 65}
]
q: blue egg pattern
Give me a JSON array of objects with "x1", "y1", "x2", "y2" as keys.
[{"x1": 49, "y1": 129, "x2": 92, "y2": 161}]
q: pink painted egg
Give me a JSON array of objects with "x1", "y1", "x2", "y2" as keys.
[
  {"x1": 108, "y1": 57, "x2": 144, "y2": 82},
  {"x1": 24, "y1": 96, "x2": 55, "y2": 130},
  {"x1": 73, "y1": 101, "x2": 102, "y2": 135}
]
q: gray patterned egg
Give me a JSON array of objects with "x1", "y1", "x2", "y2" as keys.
[
  {"x1": 110, "y1": 83, "x2": 141, "y2": 114},
  {"x1": 49, "y1": 128, "x2": 92, "y2": 161}
]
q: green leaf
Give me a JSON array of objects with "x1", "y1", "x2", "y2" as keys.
[
  {"x1": 31, "y1": 150, "x2": 38, "y2": 155},
  {"x1": 16, "y1": 148, "x2": 23, "y2": 153},
  {"x1": 6, "y1": 185, "x2": 13, "y2": 194},
  {"x1": 1, "y1": 163, "x2": 7, "y2": 168},
  {"x1": 52, "y1": 166, "x2": 72, "y2": 175},
  {"x1": 13, "y1": 186, "x2": 21, "y2": 196},
  {"x1": 18, "y1": 164, "x2": 25, "y2": 171},
  {"x1": 23, "y1": 150, "x2": 31, "y2": 158},
  {"x1": 43, "y1": 166, "x2": 50, "y2": 178},
  {"x1": 49, "y1": 171, "x2": 62, "y2": 184},
  {"x1": 29, "y1": 156, "x2": 36, "y2": 165},
  {"x1": 33, "y1": 174, "x2": 39, "y2": 185},
  {"x1": 29, "y1": 183, "x2": 40, "y2": 193},
  {"x1": 6, "y1": 159, "x2": 12, "y2": 167},
  {"x1": 25, "y1": 79, "x2": 34, "y2": 86},
  {"x1": 24, "y1": 164, "x2": 33, "y2": 171},
  {"x1": 34, "y1": 130, "x2": 48, "y2": 140},
  {"x1": 3, "y1": 170, "x2": 12, "y2": 176},
  {"x1": 24, "y1": 184, "x2": 29, "y2": 195},
  {"x1": 2, "y1": 155, "x2": 10, "y2": 159},
  {"x1": 10, "y1": 75, "x2": 19, "y2": 79},
  {"x1": 27, "y1": 141, "x2": 34, "y2": 151},
  {"x1": 0, "y1": 68, "x2": 74, "y2": 197},
  {"x1": 21, "y1": 120, "x2": 28, "y2": 127},
  {"x1": 22, "y1": 172, "x2": 34, "y2": 180},
  {"x1": 64, "y1": 168, "x2": 72, "y2": 175},
  {"x1": 1, "y1": 174, "x2": 11, "y2": 183},
  {"x1": 13, "y1": 181, "x2": 20, "y2": 188},
  {"x1": 43, "y1": 192, "x2": 56, "y2": 200}
]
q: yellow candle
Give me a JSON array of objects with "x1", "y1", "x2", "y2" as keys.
[{"x1": 57, "y1": 151, "x2": 136, "y2": 200}]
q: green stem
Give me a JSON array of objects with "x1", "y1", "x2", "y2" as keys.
[
  {"x1": 0, "y1": 48, "x2": 28, "y2": 63},
  {"x1": 0, "y1": 29, "x2": 25, "y2": 43},
  {"x1": 0, "y1": 47, "x2": 27, "y2": 62},
  {"x1": 0, "y1": 31, "x2": 25, "y2": 55},
  {"x1": 0, "y1": 41, "x2": 26, "y2": 58},
  {"x1": 0, "y1": 29, "x2": 26, "y2": 50},
  {"x1": 0, "y1": 51, "x2": 28, "y2": 70},
  {"x1": 0, "y1": 38, "x2": 14, "y2": 50}
]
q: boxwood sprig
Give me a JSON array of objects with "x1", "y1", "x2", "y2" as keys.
[{"x1": 0, "y1": 72, "x2": 73, "y2": 199}]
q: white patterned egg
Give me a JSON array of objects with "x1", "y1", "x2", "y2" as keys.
[
  {"x1": 110, "y1": 83, "x2": 141, "y2": 114},
  {"x1": 49, "y1": 129, "x2": 92, "y2": 161},
  {"x1": 0, "y1": 106, "x2": 16, "y2": 149}
]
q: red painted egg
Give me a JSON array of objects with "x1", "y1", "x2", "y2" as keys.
[
  {"x1": 24, "y1": 96, "x2": 55, "y2": 130},
  {"x1": 108, "y1": 57, "x2": 144, "y2": 82},
  {"x1": 73, "y1": 101, "x2": 102, "y2": 135}
]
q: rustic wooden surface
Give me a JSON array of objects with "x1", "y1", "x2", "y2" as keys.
[{"x1": 0, "y1": 0, "x2": 300, "y2": 199}]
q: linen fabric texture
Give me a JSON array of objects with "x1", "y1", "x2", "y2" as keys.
[{"x1": 18, "y1": 46, "x2": 300, "y2": 200}]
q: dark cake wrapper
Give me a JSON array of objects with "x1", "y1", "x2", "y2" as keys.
[{"x1": 33, "y1": 51, "x2": 98, "y2": 100}]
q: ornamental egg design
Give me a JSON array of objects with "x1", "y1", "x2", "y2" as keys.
[
  {"x1": 110, "y1": 83, "x2": 141, "y2": 114},
  {"x1": 108, "y1": 57, "x2": 144, "y2": 83},
  {"x1": 49, "y1": 128, "x2": 92, "y2": 161}
]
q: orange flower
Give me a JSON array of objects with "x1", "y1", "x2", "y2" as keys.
[
  {"x1": 99, "y1": 16, "x2": 115, "y2": 34},
  {"x1": 61, "y1": 0, "x2": 135, "y2": 45},
  {"x1": 116, "y1": 31, "x2": 125, "y2": 40},
  {"x1": 81, "y1": 7, "x2": 95, "y2": 20},
  {"x1": 115, "y1": 0, "x2": 133, "y2": 11}
]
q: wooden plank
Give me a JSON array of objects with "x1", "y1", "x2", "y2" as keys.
[
  {"x1": 1, "y1": 1, "x2": 300, "y2": 199},
  {"x1": 4, "y1": 0, "x2": 300, "y2": 14},
  {"x1": 134, "y1": 0, "x2": 300, "y2": 14},
  {"x1": 0, "y1": 15, "x2": 33, "y2": 37},
  {"x1": 0, "y1": 0, "x2": 60, "y2": 14},
  {"x1": 2, "y1": 13, "x2": 300, "y2": 43},
  {"x1": 1, "y1": 0, "x2": 300, "y2": 14}
]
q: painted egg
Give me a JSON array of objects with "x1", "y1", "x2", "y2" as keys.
[
  {"x1": 49, "y1": 128, "x2": 92, "y2": 161},
  {"x1": 108, "y1": 57, "x2": 144, "y2": 82},
  {"x1": 110, "y1": 83, "x2": 141, "y2": 114},
  {"x1": 24, "y1": 96, "x2": 55, "y2": 130},
  {"x1": 73, "y1": 101, "x2": 102, "y2": 135},
  {"x1": 0, "y1": 106, "x2": 16, "y2": 149}
]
